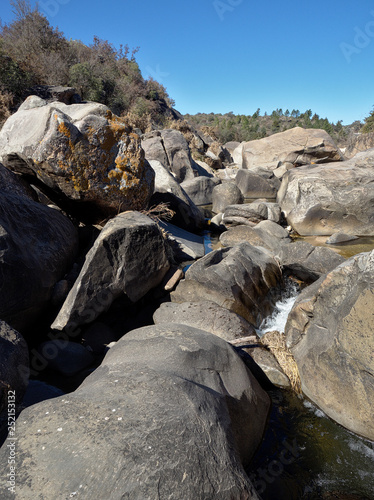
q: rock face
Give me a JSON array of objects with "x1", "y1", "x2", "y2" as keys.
[
  {"x1": 0, "y1": 97, "x2": 154, "y2": 221},
  {"x1": 153, "y1": 301, "x2": 256, "y2": 340},
  {"x1": 51, "y1": 211, "x2": 170, "y2": 332},
  {"x1": 181, "y1": 176, "x2": 221, "y2": 206},
  {"x1": 0, "y1": 321, "x2": 29, "y2": 412},
  {"x1": 171, "y1": 243, "x2": 281, "y2": 326},
  {"x1": 0, "y1": 190, "x2": 78, "y2": 331},
  {"x1": 344, "y1": 131, "x2": 374, "y2": 159},
  {"x1": 148, "y1": 159, "x2": 205, "y2": 232},
  {"x1": 277, "y1": 240, "x2": 345, "y2": 282},
  {"x1": 0, "y1": 162, "x2": 34, "y2": 199},
  {"x1": 285, "y1": 250, "x2": 374, "y2": 440},
  {"x1": 235, "y1": 168, "x2": 280, "y2": 198},
  {"x1": 242, "y1": 127, "x2": 343, "y2": 171},
  {"x1": 142, "y1": 129, "x2": 195, "y2": 182},
  {"x1": 277, "y1": 149, "x2": 374, "y2": 236},
  {"x1": 0, "y1": 324, "x2": 270, "y2": 499}
]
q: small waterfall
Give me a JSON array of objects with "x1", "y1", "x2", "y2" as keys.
[{"x1": 257, "y1": 280, "x2": 300, "y2": 337}]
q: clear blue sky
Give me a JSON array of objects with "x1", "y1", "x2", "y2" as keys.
[{"x1": 1, "y1": 0, "x2": 374, "y2": 124}]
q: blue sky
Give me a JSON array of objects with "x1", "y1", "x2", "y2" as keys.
[{"x1": 1, "y1": 0, "x2": 374, "y2": 124}]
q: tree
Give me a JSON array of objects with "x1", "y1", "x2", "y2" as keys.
[{"x1": 361, "y1": 107, "x2": 374, "y2": 133}]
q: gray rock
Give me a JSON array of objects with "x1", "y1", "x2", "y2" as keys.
[
  {"x1": 142, "y1": 130, "x2": 196, "y2": 182},
  {"x1": 242, "y1": 127, "x2": 343, "y2": 171},
  {"x1": 220, "y1": 226, "x2": 272, "y2": 249},
  {"x1": 232, "y1": 143, "x2": 244, "y2": 167},
  {"x1": 0, "y1": 321, "x2": 29, "y2": 412},
  {"x1": 285, "y1": 250, "x2": 374, "y2": 440},
  {"x1": 181, "y1": 176, "x2": 221, "y2": 206},
  {"x1": 161, "y1": 129, "x2": 195, "y2": 182},
  {"x1": 51, "y1": 211, "x2": 170, "y2": 332},
  {"x1": 235, "y1": 168, "x2": 281, "y2": 199},
  {"x1": 171, "y1": 243, "x2": 281, "y2": 326},
  {"x1": 212, "y1": 182, "x2": 244, "y2": 213},
  {"x1": 0, "y1": 162, "x2": 34, "y2": 199},
  {"x1": 148, "y1": 159, "x2": 205, "y2": 232},
  {"x1": 277, "y1": 240, "x2": 345, "y2": 282},
  {"x1": 254, "y1": 220, "x2": 290, "y2": 242},
  {"x1": 224, "y1": 141, "x2": 241, "y2": 156},
  {"x1": 0, "y1": 100, "x2": 154, "y2": 221},
  {"x1": 141, "y1": 131, "x2": 169, "y2": 169},
  {"x1": 153, "y1": 301, "x2": 256, "y2": 340},
  {"x1": 325, "y1": 233, "x2": 359, "y2": 244},
  {"x1": 0, "y1": 192, "x2": 78, "y2": 331},
  {"x1": 37, "y1": 340, "x2": 95, "y2": 377},
  {"x1": 0, "y1": 324, "x2": 269, "y2": 499},
  {"x1": 159, "y1": 221, "x2": 205, "y2": 261},
  {"x1": 277, "y1": 148, "x2": 374, "y2": 236},
  {"x1": 242, "y1": 346, "x2": 290, "y2": 388},
  {"x1": 223, "y1": 201, "x2": 281, "y2": 225}
]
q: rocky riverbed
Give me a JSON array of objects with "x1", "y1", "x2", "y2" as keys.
[{"x1": 0, "y1": 92, "x2": 373, "y2": 499}]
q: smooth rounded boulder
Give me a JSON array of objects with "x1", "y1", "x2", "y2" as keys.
[
  {"x1": 242, "y1": 127, "x2": 343, "y2": 171},
  {"x1": 153, "y1": 300, "x2": 256, "y2": 340},
  {"x1": 285, "y1": 250, "x2": 374, "y2": 440},
  {"x1": 277, "y1": 149, "x2": 374, "y2": 236},
  {"x1": 0, "y1": 97, "x2": 154, "y2": 221},
  {"x1": 171, "y1": 242, "x2": 282, "y2": 326},
  {"x1": 0, "y1": 324, "x2": 270, "y2": 499}
]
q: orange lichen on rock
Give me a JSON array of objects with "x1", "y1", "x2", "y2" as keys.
[{"x1": 49, "y1": 108, "x2": 153, "y2": 215}]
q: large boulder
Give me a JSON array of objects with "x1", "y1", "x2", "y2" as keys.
[
  {"x1": 285, "y1": 250, "x2": 374, "y2": 440},
  {"x1": 277, "y1": 149, "x2": 374, "y2": 236},
  {"x1": 153, "y1": 301, "x2": 256, "y2": 340},
  {"x1": 0, "y1": 324, "x2": 270, "y2": 499},
  {"x1": 0, "y1": 191, "x2": 78, "y2": 332},
  {"x1": 148, "y1": 159, "x2": 205, "y2": 232},
  {"x1": 142, "y1": 129, "x2": 195, "y2": 182},
  {"x1": 171, "y1": 243, "x2": 281, "y2": 326},
  {"x1": 0, "y1": 321, "x2": 29, "y2": 412},
  {"x1": 242, "y1": 127, "x2": 343, "y2": 171},
  {"x1": 0, "y1": 97, "x2": 154, "y2": 221},
  {"x1": 51, "y1": 211, "x2": 170, "y2": 332}
]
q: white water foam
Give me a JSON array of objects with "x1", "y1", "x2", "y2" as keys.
[{"x1": 257, "y1": 281, "x2": 299, "y2": 337}]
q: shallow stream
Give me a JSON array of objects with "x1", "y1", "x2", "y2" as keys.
[{"x1": 250, "y1": 279, "x2": 374, "y2": 500}]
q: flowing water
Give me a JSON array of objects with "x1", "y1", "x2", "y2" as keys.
[
  {"x1": 256, "y1": 280, "x2": 300, "y2": 337},
  {"x1": 251, "y1": 280, "x2": 374, "y2": 500},
  {"x1": 248, "y1": 389, "x2": 374, "y2": 500}
]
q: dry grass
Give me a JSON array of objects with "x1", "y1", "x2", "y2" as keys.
[
  {"x1": 260, "y1": 330, "x2": 302, "y2": 394},
  {"x1": 0, "y1": 90, "x2": 13, "y2": 129},
  {"x1": 141, "y1": 202, "x2": 175, "y2": 224}
]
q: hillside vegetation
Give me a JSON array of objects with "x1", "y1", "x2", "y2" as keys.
[{"x1": 0, "y1": 0, "x2": 175, "y2": 129}]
